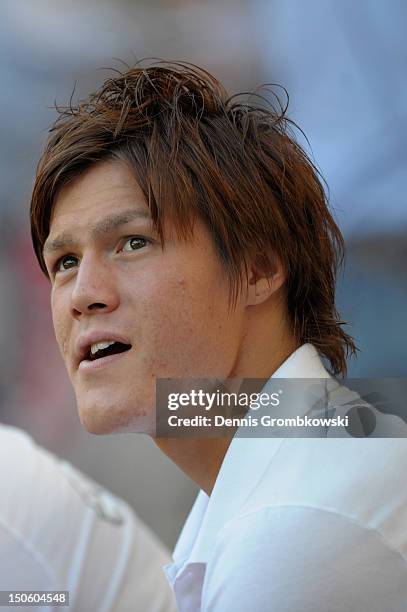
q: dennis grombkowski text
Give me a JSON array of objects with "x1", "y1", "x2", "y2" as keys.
[{"x1": 167, "y1": 414, "x2": 350, "y2": 428}]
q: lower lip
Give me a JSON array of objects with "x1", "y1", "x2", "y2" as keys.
[{"x1": 78, "y1": 349, "x2": 131, "y2": 372}]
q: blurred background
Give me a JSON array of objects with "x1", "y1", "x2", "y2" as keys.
[{"x1": 0, "y1": 0, "x2": 406, "y2": 549}]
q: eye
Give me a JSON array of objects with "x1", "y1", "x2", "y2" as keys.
[
  {"x1": 122, "y1": 236, "x2": 149, "y2": 252},
  {"x1": 54, "y1": 255, "x2": 79, "y2": 274}
]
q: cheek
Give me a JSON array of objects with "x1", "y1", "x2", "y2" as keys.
[
  {"x1": 51, "y1": 292, "x2": 69, "y2": 357},
  {"x1": 129, "y1": 270, "x2": 242, "y2": 375}
]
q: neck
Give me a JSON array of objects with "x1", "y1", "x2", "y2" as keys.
[
  {"x1": 153, "y1": 436, "x2": 231, "y2": 496},
  {"x1": 153, "y1": 320, "x2": 298, "y2": 495}
]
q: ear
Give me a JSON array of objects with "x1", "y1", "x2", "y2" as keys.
[{"x1": 245, "y1": 253, "x2": 286, "y2": 306}]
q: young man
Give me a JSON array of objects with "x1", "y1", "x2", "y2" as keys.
[{"x1": 30, "y1": 63, "x2": 407, "y2": 611}]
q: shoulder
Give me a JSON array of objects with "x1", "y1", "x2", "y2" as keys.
[
  {"x1": 0, "y1": 424, "x2": 129, "y2": 572},
  {"x1": 242, "y1": 437, "x2": 407, "y2": 543},
  {"x1": 0, "y1": 424, "x2": 108, "y2": 521},
  {"x1": 200, "y1": 435, "x2": 407, "y2": 609},
  {"x1": 0, "y1": 423, "x2": 38, "y2": 461},
  {"x1": 202, "y1": 504, "x2": 407, "y2": 611},
  {"x1": 0, "y1": 424, "x2": 175, "y2": 609},
  {"x1": 0, "y1": 423, "x2": 127, "y2": 520}
]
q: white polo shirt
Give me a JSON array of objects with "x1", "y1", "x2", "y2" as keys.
[
  {"x1": 165, "y1": 344, "x2": 407, "y2": 611},
  {"x1": 0, "y1": 424, "x2": 176, "y2": 612}
]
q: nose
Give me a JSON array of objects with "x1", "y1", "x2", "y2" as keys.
[{"x1": 70, "y1": 253, "x2": 120, "y2": 318}]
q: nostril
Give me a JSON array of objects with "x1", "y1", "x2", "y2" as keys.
[{"x1": 87, "y1": 303, "x2": 107, "y2": 311}]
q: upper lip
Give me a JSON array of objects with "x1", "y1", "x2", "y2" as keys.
[{"x1": 75, "y1": 332, "x2": 132, "y2": 367}]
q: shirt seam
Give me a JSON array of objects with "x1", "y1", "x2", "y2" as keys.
[
  {"x1": 0, "y1": 515, "x2": 58, "y2": 586},
  {"x1": 216, "y1": 503, "x2": 407, "y2": 568}
]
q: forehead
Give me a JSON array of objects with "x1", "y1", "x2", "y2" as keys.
[{"x1": 49, "y1": 160, "x2": 149, "y2": 232}]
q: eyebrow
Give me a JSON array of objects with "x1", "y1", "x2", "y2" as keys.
[{"x1": 43, "y1": 208, "x2": 152, "y2": 255}]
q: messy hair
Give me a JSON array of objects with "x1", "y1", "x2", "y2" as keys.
[{"x1": 30, "y1": 60, "x2": 356, "y2": 375}]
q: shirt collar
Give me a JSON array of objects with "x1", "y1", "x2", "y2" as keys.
[{"x1": 167, "y1": 344, "x2": 331, "y2": 580}]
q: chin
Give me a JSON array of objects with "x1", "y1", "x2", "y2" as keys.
[
  {"x1": 78, "y1": 407, "x2": 118, "y2": 435},
  {"x1": 77, "y1": 400, "x2": 155, "y2": 436}
]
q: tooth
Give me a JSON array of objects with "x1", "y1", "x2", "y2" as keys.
[{"x1": 90, "y1": 340, "x2": 116, "y2": 355}]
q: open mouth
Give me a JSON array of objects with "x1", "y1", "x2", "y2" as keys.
[{"x1": 85, "y1": 341, "x2": 132, "y2": 362}]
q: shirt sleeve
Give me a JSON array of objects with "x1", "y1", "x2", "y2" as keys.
[{"x1": 202, "y1": 505, "x2": 407, "y2": 612}]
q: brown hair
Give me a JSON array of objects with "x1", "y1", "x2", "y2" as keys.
[{"x1": 30, "y1": 60, "x2": 356, "y2": 375}]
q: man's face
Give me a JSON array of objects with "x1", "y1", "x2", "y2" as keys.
[{"x1": 44, "y1": 160, "x2": 247, "y2": 434}]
